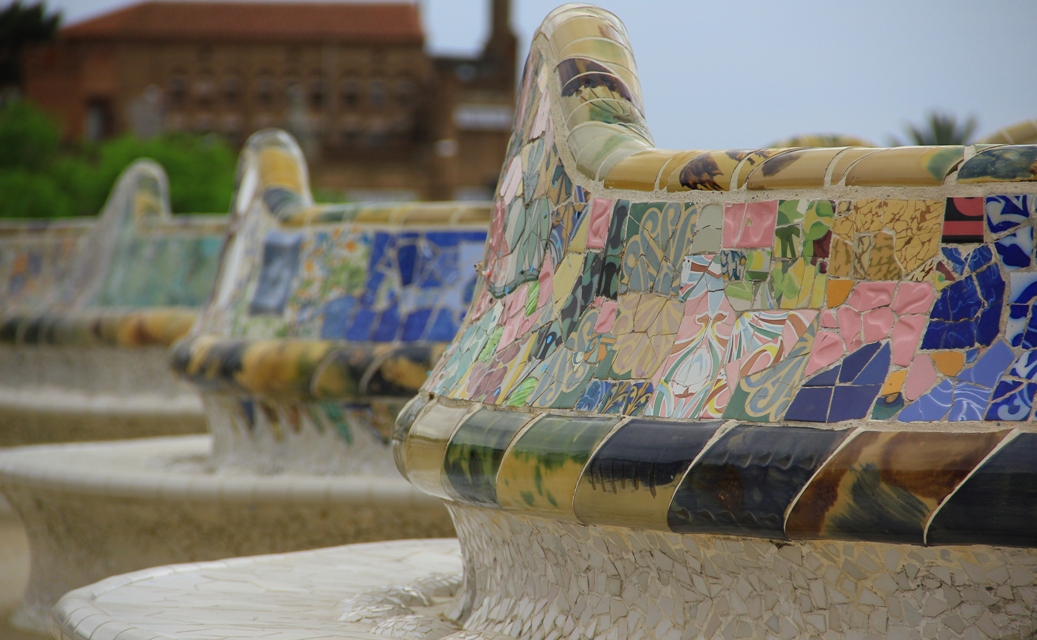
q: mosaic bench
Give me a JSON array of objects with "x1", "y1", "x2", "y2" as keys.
[
  {"x1": 50, "y1": 6, "x2": 1037, "y2": 640},
  {"x1": 0, "y1": 160, "x2": 225, "y2": 446},
  {"x1": 2, "y1": 129, "x2": 489, "y2": 635}
]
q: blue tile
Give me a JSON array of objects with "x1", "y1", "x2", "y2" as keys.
[
  {"x1": 941, "y1": 247, "x2": 966, "y2": 275},
  {"x1": 985, "y1": 195, "x2": 1031, "y2": 234},
  {"x1": 1010, "y1": 271, "x2": 1037, "y2": 304},
  {"x1": 576, "y1": 380, "x2": 612, "y2": 411},
  {"x1": 426, "y1": 307, "x2": 458, "y2": 341},
  {"x1": 249, "y1": 231, "x2": 303, "y2": 315},
  {"x1": 853, "y1": 343, "x2": 891, "y2": 385},
  {"x1": 1023, "y1": 313, "x2": 1037, "y2": 350},
  {"x1": 898, "y1": 379, "x2": 953, "y2": 422},
  {"x1": 401, "y1": 307, "x2": 432, "y2": 341},
  {"x1": 829, "y1": 384, "x2": 882, "y2": 422},
  {"x1": 872, "y1": 392, "x2": 904, "y2": 419},
  {"x1": 966, "y1": 245, "x2": 994, "y2": 273},
  {"x1": 995, "y1": 226, "x2": 1034, "y2": 271},
  {"x1": 372, "y1": 300, "x2": 400, "y2": 341},
  {"x1": 803, "y1": 366, "x2": 840, "y2": 387},
  {"x1": 1010, "y1": 351, "x2": 1037, "y2": 380},
  {"x1": 839, "y1": 342, "x2": 882, "y2": 383},
  {"x1": 985, "y1": 380, "x2": 1037, "y2": 420},
  {"x1": 785, "y1": 386, "x2": 833, "y2": 422},
  {"x1": 397, "y1": 243, "x2": 417, "y2": 286},
  {"x1": 948, "y1": 382, "x2": 993, "y2": 421},
  {"x1": 345, "y1": 308, "x2": 376, "y2": 341},
  {"x1": 320, "y1": 295, "x2": 356, "y2": 340},
  {"x1": 1007, "y1": 304, "x2": 1030, "y2": 347},
  {"x1": 921, "y1": 319, "x2": 976, "y2": 351},
  {"x1": 957, "y1": 341, "x2": 1015, "y2": 387}
]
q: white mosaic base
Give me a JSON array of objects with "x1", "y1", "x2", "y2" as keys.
[
  {"x1": 0, "y1": 347, "x2": 205, "y2": 446},
  {"x1": 0, "y1": 436, "x2": 453, "y2": 634},
  {"x1": 53, "y1": 540, "x2": 465, "y2": 640},
  {"x1": 449, "y1": 505, "x2": 1037, "y2": 640}
]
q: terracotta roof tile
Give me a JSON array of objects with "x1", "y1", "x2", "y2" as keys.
[{"x1": 63, "y1": 1, "x2": 423, "y2": 44}]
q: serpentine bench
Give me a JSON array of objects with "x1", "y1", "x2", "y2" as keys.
[
  {"x1": 0, "y1": 161, "x2": 225, "y2": 446},
  {"x1": 2, "y1": 129, "x2": 488, "y2": 635},
  {"x1": 53, "y1": 6, "x2": 1037, "y2": 640}
]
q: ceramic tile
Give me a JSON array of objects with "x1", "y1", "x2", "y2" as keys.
[
  {"x1": 844, "y1": 146, "x2": 964, "y2": 187},
  {"x1": 495, "y1": 415, "x2": 619, "y2": 520},
  {"x1": 786, "y1": 429, "x2": 1011, "y2": 543},
  {"x1": 928, "y1": 432, "x2": 1037, "y2": 546},
  {"x1": 669, "y1": 424, "x2": 848, "y2": 537},
  {"x1": 442, "y1": 408, "x2": 534, "y2": 507},
  {"x1": 574, "y1": 419, "x2": 720, "y2": 529},
  {"x1": 958, "y1": 145, "x2": 1037, "y2": 183}
]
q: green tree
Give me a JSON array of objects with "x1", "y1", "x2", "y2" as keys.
[
  {"x1": 0, "y1": 100, "x2": 237, "y2": 218},
  {"x1": 0, "y1": 1, "x2": 61, "y2": 95},
  {"x1": 891, "y1": 111, "x2": 978, "y2": 146}
]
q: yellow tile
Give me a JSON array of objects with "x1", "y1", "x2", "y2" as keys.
[
  {"x1": 563, "y1": 97, "x2": 643, "y2": 132},
  {"x1": 657, "y1": 150, "x2": 704, "y2": 190},
  {"x1": 829, "y1": 148, "x2": 882, "y2": 184},
  {"x1": 845, "y1": 146, "x2": 964, "y2": 187},
  {"x1": 404, "y1": 403, "x2": 471, "y2": 500},
  {"x1": 977, "y1": 119, "x2": 1037, "y2": 144},
  {"x1": 826, "y1": 278, "x2": 854, "y2": 307},
  {"x1": 746, "y1": 148, "x2": 845, "y2": 190},
  {"x1": 558, "y1": 36, "x2": 638, "y2": 74},
  {"x1": 880, "y1": 369, "x2": 908, "y2": 397},
  {"x1": 603, "y1": 149, "x2": 679, "y2": 190},
  {"x1": 666, "y1": 150, "x2": 746, "y2": 192},
  {"x1": 732, "y1": 148, "x2": 792, "y2": 189},
  {"x1": 931, "y1": 351, "x2": 966, "y2": 377}
]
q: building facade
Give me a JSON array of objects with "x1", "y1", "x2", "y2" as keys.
[{"x1": 23, "y1": 1, "x2": 516, "y2": 201}]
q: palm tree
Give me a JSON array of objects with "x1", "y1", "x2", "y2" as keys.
[{"x1": 891, "y1": 111, "x2": 977, "y2": 146}]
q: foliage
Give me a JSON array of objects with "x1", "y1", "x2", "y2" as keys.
[
  {"x1": 891, "y1": 111, "x2": 978, "y2": 146},
  {"x1": 0, "y1": 100, "x2": 236, "y2": 218},
  {"x1": 0, "y1": 1, "x2": 61, "y2": 92}
]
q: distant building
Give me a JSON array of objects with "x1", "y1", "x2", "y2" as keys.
[{"x1": 22, "y1": 0, "x2": 516, "y2": 201}]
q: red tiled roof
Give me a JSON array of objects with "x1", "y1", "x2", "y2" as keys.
[{"x1": 63, "y1": 1, "x2": 423, "y2": 44}]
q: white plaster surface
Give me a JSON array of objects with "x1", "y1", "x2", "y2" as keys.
[
  {"x1": 0, "y1": 347, "x2": 205, "y2": 446},
  {"x1": 53, "y1": 540, "x2": 465, "y2": 640},
  {"x1": 0, "y1": 436, "x2": 454, "y2": 634}
]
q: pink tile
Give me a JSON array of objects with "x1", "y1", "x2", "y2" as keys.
[
  {"x1": 586, "y1": 198, "x2": 613, "y2": 250},
  {"x1": 892, "y1": 281, "x2": 936, "y2": 315},
  {"x1": 905, "y1": 353, "x2": 938, "y2": 401},
  {"x1": 891, "y1": 314, "x2": 927, "y2": 367},
  {"x1": 862, "y1": 307, "x2": 896, "y2": 342},
  {"x1": 722, "y1": 203, "x2": 746, "y2": 249},
  {"x1": 806, "y1": 330, "x2": 845, "y2": 377},
  {"x1": 499, "y1": 156, "x2": 522, "y2": 202},
  {"x1": 595, "y1": 300, "x2": 618, "y2": 334},
  {"x1": 734, "y1": 201, "x2": 775, "y2": 247},
  {"x1": 847, "y1": 282, "x2": 896, "y2": 311},
  {"x1": 537, "y1": 252, "x2": 554, "y2": 311},
  {"x1": 836, "y1": 306, "x2": 863, "y2": 352},
  {"x1": 819, "y1": 309, "x2": 839, "y2": 328}
]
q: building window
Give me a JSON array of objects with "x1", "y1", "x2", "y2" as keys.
[
  {"x1": 369, "y1": 80, "x2": 386, "y2": 108},
  {"x1": 395, "y1": 79, "x2": 414, "y2": 107},
  {"x1": 340, "y1": 79, "x2": 359, "y2": 109},
  {"x1": 169, "y1": 75, "x2": 186, "y2": 107},
  {"x1": 285, "y1": 79, "x2": 301, "y2": 109},
  {"x1": 85, "y1": 98, "x2": 112, "y2": 141},
  {"x1": 255, "y1": 72, "x2": 273, "y2": 107},
  {"x1": 195, "y1": 74, "x2": 214, "y2": 107},
  {"x1": 309, "y1": 79, "x2": 324, "y2": 110},
  {"x1": 223, "y1": 75, "x2": 241, "y2": 106}
]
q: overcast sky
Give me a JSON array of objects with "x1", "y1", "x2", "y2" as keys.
[{"x1": 42, "y1": 0, "x2": 1037, "y2": 149}]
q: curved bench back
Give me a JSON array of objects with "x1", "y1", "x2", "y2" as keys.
[
  {"x1": 0, "y1": 160, "x2": 226, "y2": 346},
  {"x1": 397, "y1": 3, "x2": 1037, "y2": 548},
  {"x1": 172, "y1": 129, "x2": 491, "y2": 473}
]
